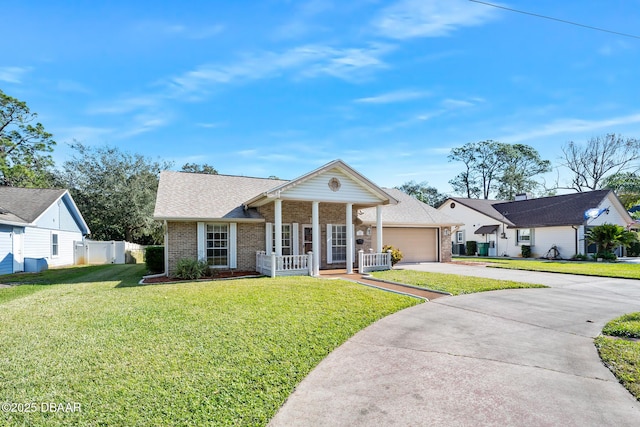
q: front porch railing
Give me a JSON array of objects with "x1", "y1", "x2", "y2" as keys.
[
  {"x1": 256, "y1": 251, "x2": 313, "y2": 278},
  {"x1": 358, "y1": 249, "x2": 393, "y2": 273}
]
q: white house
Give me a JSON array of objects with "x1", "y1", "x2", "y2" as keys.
[
  {"x1": 438, "y1": 190, "x2": 634, "y2": 259},
  {"x1": 0, "y1": 187, "x2": 90, "y2": 274}
]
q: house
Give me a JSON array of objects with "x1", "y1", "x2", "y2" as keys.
[
  {"x1": 0, "y1": 187, "x2": 90, "y2": 274},
  {"x1": 153, "y1": 160, "x2": 460, "y2": 277},
  {"x1": 438, "y1": 190, "x2": 635, "y2": 258}
]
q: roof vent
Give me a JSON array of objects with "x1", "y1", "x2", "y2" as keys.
[{"x1": 514, "y1": 193, "x2": 530, "y2": 201}]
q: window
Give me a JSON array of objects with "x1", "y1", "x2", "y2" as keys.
[
  {"x1": 456, "y1": 231, "x2": 464, "y2": 243},
  {"x1": 517, "y1": 229, "x2": 531, "y2": 244},
  {"x1": 271, "y1": 224, "x2": 292, "y2": 255},
  {"x1": 51, "y1": 233, "x2": 59, "y2": 257},
  {"x1": 206, "y1": 224, "x2": 228, "y2": 266},
  {"x1": 331, "y1": 225, "x2": 347, "y2": 262}
]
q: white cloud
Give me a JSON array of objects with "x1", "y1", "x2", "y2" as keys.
[
  {"x1": 374, "y1": 0, "x2": 500, "y2": 39},
  {"x1": 168, "y1": 43, "x2": 393, "y2": 95},
  {"x1": 132, "y1": 21, "x2": 224, "y2": 40},
  {"x1": 501, "y1": 113, "x2": 640, "y2": 143},
  {"x1": 355, "y1": 89, "x2": 431, "y2": 104},
  {"x1": 87, "y1": 95, "x2": 162, "y2": 115},
  {"x1": 0, "y1": 66, "x2": 32, "y2": 84}
]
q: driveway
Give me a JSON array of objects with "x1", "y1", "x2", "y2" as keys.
[{"x1": 270, "y1": 263, "x2": 640, "y2": 426}]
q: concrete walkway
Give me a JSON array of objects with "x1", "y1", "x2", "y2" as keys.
[{"x1": 270, "y1": 262, "x2": 640, "y2": 426}]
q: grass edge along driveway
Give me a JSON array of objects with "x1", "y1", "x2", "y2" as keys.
[
  {"x1": 453, "y1": 257, "x2": 640, "y2": 280},
  {"x1": 370, "y1": 268, "x2": 546, "y2": 295},
  {"x1": 595, "y1": 312, "x2": 640, "y2": 401},
  {"x1": 0, "y1": 265, "x2": 418, "y2": 426}
]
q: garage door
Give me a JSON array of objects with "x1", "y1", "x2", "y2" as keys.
[{"x1": 373, "y1": 228, "x2": 437, "y2": 263}]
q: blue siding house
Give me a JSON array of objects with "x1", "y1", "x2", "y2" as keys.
[{"x1": 0, "y1": 188, "x2": 90, "y2": 274}]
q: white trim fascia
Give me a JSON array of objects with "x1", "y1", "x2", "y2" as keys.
[{"x1": 31, "y1": 190, "x2": 91, "y2": 235}]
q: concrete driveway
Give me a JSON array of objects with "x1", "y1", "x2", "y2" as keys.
[{"x1": 270, "y1": 262, "x2": 640, "y2": 426}]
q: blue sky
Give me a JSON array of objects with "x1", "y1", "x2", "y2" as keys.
[{"x1": 2, "y1": 0, "x2": 640, "y2": 194}]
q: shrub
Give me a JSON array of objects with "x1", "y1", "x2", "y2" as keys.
[
  {"x1": 572, "y1": 253, "x2": 589, "y2": 261},
  {"x1": 466, "y1": 240, "x2": 477, "y2": 256},
  {"x1": 521, "y1": 245, "x2": 531, "y2": 258},
  {"x1": 175, "y1": 258, "x2": 209, "y2": 280},
  {"x1": 595, "y1": 251, "x2": 617, "y2": 261},
  {"x1": 145, "y1": 246, "x2": 164, "y2": 273},
  {"x1": 383, "y1": 245, "x2": 403, "y2": 266},
  {"x1": 628, "y1": 241, "x2": 640, "y2": 257}
]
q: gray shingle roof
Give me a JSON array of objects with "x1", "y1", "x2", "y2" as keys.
[
  {"x1": 0, "y1": 187, "x2": 67, "y2": 224},
  {"x1": 359, "y1": 188, "x2": 462, "y2": 226},
  {"x1": 493, "y1": 189, "x2": 613, "y2": 227},
  {"x1": 154, "y1": 171, "x2": 288, "y2": 220},
  {"x1": 449, "y1": 190, "x2": 618, "y2": 228}
]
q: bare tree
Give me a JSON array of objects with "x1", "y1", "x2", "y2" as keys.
[{"x1": 560, "y1": 134, "x2": 640, "y2": 192}]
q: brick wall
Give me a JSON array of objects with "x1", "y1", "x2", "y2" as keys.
[
  {"x1": 167, "y1": 221, "x2": 197, "y2": 275},
  {"x1": 237, "y1": 223, "x2": 264, "y2": 271},
  {"x1": 440, "y1": 227, "x2": 453, "y2": 262}
]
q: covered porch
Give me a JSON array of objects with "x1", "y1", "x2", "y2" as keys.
[
  {"x1": 255, "y1": 248, "x2": 393, "y2": 278},
  {"x1": 245, "y1": 161, "x2": 399, "y2": 277}
]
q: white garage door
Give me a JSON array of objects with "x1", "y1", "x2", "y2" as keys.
[{"x1": 374, "y1": 228, "x2": 438, "y2": 263}]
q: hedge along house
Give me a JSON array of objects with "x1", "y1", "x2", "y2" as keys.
[
  {"x1": 154, "y1": 160, "x2": 457, "y2": 277},
  {"x1": 438, "y1": 189, "x2": 635, "y2": 258},
  {"x1": 0, "y1": 187, "x2": 90, "y2": 274}
]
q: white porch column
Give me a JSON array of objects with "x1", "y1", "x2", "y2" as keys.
[
  {"x1": 312, "y1": 201, "x2": 320, "y2": 276},
  {"x1": 376, "y1": 205, "x2": 383, "y2": 253},
  {"x1": 274, "y1": 199, "x2": 282, "y2": 256},
  {"x1": 346, "y1": 203, "x2": 354, "y2": 274}
]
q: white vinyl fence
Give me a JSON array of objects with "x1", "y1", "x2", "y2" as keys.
[{"x1": 74, "y1": 240, "x2": 145, "y2": 265}]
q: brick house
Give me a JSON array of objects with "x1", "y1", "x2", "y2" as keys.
[{"x1": 154, "y1": 160, "x2": 460, "y2": 277}]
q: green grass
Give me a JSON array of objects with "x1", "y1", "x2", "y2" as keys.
[
  {"x1": 454, "y1": 257, "x2": 640, "y2": 279},
  {"x1": 595, "y1": 312, "x2": 640, "y2": 401},
  {"x1": 0, "y1": 264, "x2": 144, "y2": 304},
  {"x1": 0, "y1": 265, "x2": 418, "y2": 426},
  {"x1": 370, "y1": 269, "x2": 546, "y2": 295}
]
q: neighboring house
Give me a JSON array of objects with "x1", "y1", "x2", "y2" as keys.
[
  {"x1": 0, "y1": 187, "x2": 90, "y2": 274},
  {"x1": 154, "y1": 160, "x2": 460, "y2": 277},
  {"x1": 438, "y1": 190, "x2": 634, "y2": 258}
]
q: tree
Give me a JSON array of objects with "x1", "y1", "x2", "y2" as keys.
[
  {"x1": 560, "y1": 134, "x2": 640, "y2": 192},
  {"x1": 181, "y1": 163, "x2": 218, "y2": 174},
  {"x1": 61, "y1": 143, "x2": 172, "y2": 244},
  {"x1": 0, "y1": 89, "x2": 56, "y2": 187},
  {"x1": 496, "y1": 144, "x2": 551, "y2": 200},
  {"x1": 448, "y1": 140, "x2": 550, "y2": 200},
  {"x1": 396, "y1": 180, "x2": 447, "y2": 207},
  {"x1": 586, "y1": 223, "x2": 638, "y2": 258},
  {"x1": 602, "y1": 172, "x2": 640, "y2": 210}
]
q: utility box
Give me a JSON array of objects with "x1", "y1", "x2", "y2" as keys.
[{"x1": 24, "y1": 257, "x2": 49, "y2": 273}]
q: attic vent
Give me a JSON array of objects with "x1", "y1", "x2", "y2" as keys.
[{"x1": 514, "y1": 193, "x2": 530, "y2": 201}]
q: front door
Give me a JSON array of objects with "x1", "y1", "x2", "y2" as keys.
[
  {"x1": 12, "y1": 228, "x2": 24, "y2": 273},
  {"x1": 303, "y1": 225, "x2": 313, "y2": 254}
]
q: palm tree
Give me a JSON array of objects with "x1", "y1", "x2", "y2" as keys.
[{"x1": 586, "y1": 224, "x2": 638, "y2": 257}]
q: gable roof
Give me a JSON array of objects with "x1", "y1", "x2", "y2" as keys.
[
  {"x1": 154, "y1": 171, "x2": 288, "y2": 221},
  {"x1": 446, "y1": 189, "x2": 627, "y2": 228},
  {"x1": 244, "y1": 159, "x2": 397, "y2": 207},
  {"x1": 359, "y1": 188, "x2": 462, "y2": 226},
  {"x1": 446, "y1": 197, "x2": 514, "y2": 226},
  {"x1": 0, "y1": 187, "x2": 90, "y2": 233}
]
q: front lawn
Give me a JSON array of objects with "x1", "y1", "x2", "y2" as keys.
[
  {"x1": 595, "y1": 312, "x2": 640, "y2": 401},
  {"x1": 0, "y1": 265, "x2": 418, "y2": 426},
  {"x1": 454, "y1": 257, "x2": 640, "y2": 279},
  {"x1": 370, "y1": 269, "x2": 545, "y2": 295}
]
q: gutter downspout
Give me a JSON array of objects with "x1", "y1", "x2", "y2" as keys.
[{"x1": 571, "y1": 225, "x2": 579, "y2": 256}]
